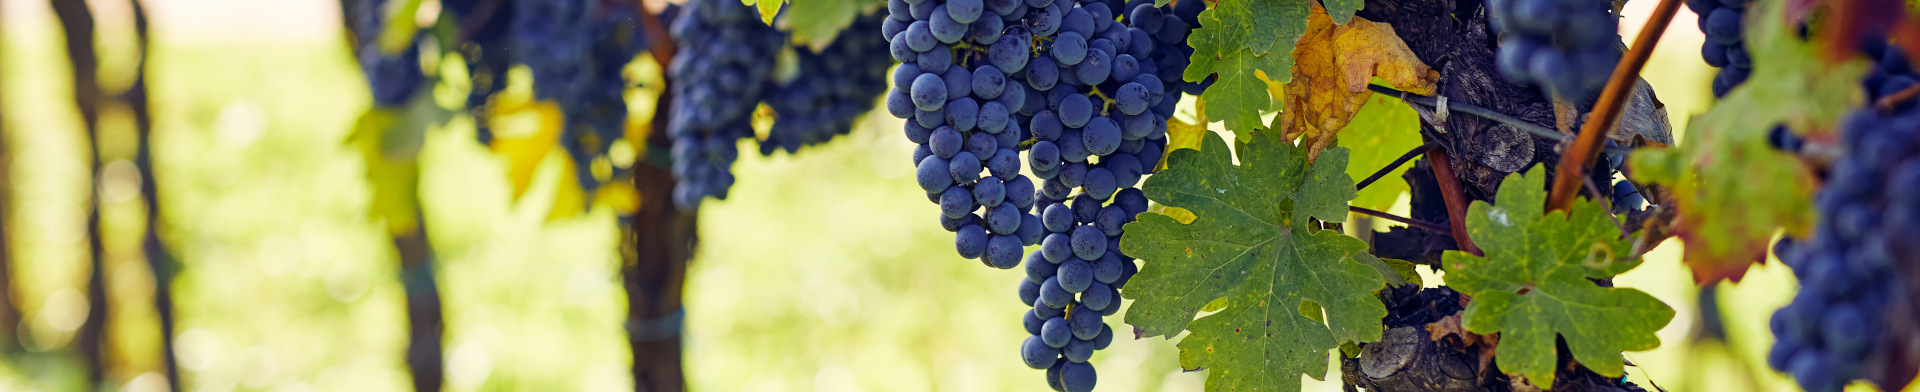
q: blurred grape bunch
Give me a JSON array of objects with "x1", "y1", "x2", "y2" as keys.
[
  {"x1": 664, "y1": 0, "x2": 786, "y2": 210},
  {"x1": 758, "y1": 11, "x2": 895, "y2": 156},
  {"x1": 347, "y1": 0, "x2": 666, "y2": 200},
  {"x1": 507, "y1": 0, "x2": 655, "y2": 192}
]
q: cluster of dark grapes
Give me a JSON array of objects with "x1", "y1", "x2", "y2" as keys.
[
  {"x1": 1687, "y1": 0, "x2": 1752, "y2": 97},
  {"x1": 509, "y1": 0, "x2": 653, "y2": 189},
  {"x1": 882, "y1": 0, "x2": 1200, "y2": 387},
  {"x1": 344, "y1": 0, "x2": 425, "y2": 107},
  {"x1": 444, "y1": 0, "x2": 517, "y2": 145},
  {"x1": 348, "y1": 0, "x2": 662, "y2": 191},
  {"x1": 665, "y1": 0, "x2": 786, "y2": 209},
  {"x1": 1766, "y1": 42, "x2": 1919, "y2": 392},
  {"x1": 1487, "y1": 0, "x2": 1622, "y2": 100},
  {"x1": 887, "y1": 0, "x2": 1046, "y2": 269},
  {"x1": 1120, "y1": 0, "x2": 1210, "y2": 96},
  {"x1": 760, "y1": 14, "x2": 897, "y2": 155},
  {"x1": 666, "y1": 1, "x2": 894, "y2": 209},
  {"x1": 1018, "y1": 2, "x2": 1196, "y2": 390}
]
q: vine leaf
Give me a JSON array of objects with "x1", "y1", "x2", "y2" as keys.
[
  {"x1": 1340, "y1": 92, "x2": 1422, "y2": 211},
  {"x1": 775, "y1": 0, "x2": 861, "y2": 51},
  {"x1": 487, "y1": 95, "x2": 567, "y2": 203},
  {"x1": 742, "y1": 0, "x2": 782, "y2": 25},
  {"x1": 1629, "y1": 0, "x2": 1865, "y2": 284},
  {"x1": 1184, "y1": 0, "x2": 1307, "y2": 134},
  {"x1": 1281, "y1": 9, "x2": 1437, "y2": 156},
  {"x1": 1319, "y1": 0, "x2": 1364, "y2": 24},
  {"x1": 1440, "y1": 166, "x2": 1674, "y2": 386},
  {"x1": 1120, "y1": 131, "x2": 1388, "y2": 391}
]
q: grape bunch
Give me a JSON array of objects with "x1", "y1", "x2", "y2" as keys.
[
  {"x1": 1487, "y1": 0, "x2": 1623, "y2": 100},
  {"x1": 666, "y1": 0, "x2": 786, "y2": 209},
  {"x1": 886, "y1": 0, "x2": 1047, "y2": 271},
  {"x1": 344, "y1": 0, "x2": 425, "y2": 108},
  {"x1": 1766, "y1": 43, "x2": 1919, "y2": 392},
  {"x1": 1687, "y1": 0, "x2": 1753, "y2": 97},
  {"x1": 1012, "y1": 0, "x2": 1196, "y2": 390},
  {"x1": 760, "y1": 13, "x2": 896, "y2": 155},
  {"x1": 1120, "y1": 0, "x2": 1211, "y2": 95},
  {"x1": 510, "y1": 0, "x2": 653, "y2": 189},
  {"x1": 445, "y1": 0, "x2": 517, "y2": 145}
]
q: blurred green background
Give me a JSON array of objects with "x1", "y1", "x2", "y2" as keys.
[{"x1": 0, "y1": 0, "x2": 1901, "y2": 391}]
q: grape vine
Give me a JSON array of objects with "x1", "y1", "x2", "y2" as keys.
[
  {"x1": 1766, "y1": 41, "x2": 1919, "y2": 392},
  {"x1": 328, "y1": 0, "x2": 1920, "y2": 391}
]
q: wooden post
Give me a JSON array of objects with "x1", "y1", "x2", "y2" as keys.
[
  {"x1": 124, "y1": 0, "x2": 182, "y2": 388},
  {"x1": 50, "y1": 0, "x2": 109, "y2": 387},
  {"x1": 624, "y1": 4, "x2": 696, "y2": 391}
]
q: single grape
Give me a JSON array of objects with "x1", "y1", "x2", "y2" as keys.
[
  {"x1": 1057, "y1": 257, "x2": 1094, "y2": 293},
  {"x1": 956, "y1": 224, "x2": 989, "y2": 258},
  {"x1": 1022, "y1": 336, "x2": 1062, "y2": 369},
  {"x1": 1041, "y1": 232, "x2": 1073, "y2": 263},
  {"x1": 1069, "y1": 225, "x2": 1108, "y2": 260},
  {"x1": 1039, "y1": 276, "x2": 1073, "y2": 308}
]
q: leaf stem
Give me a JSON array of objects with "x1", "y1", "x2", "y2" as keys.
[
  {"x1": 1357, "y1": 142, "x2": 1437, "y2": 191},
  {"x1": 1367, "y1": 84, "x2": 1633, "y2": 155},
  {"x1": 1349, "y1": 206, "x2": 1450, "y2": 234},
  {"x1": 1547, "y1": 0, "x2": 1681, "y2": 212},
  {"x1": 633, "y1": 0, "x2": 677, "y2": 72},
  {"x1": 1427, "y1": 149, "x2": 1482, "y2": 256},
  {"x1": 1581, "y1": 175, "x2": 1632, "y2": 237}
]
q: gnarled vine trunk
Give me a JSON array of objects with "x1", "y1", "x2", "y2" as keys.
[
  {"x1": 1350, "y1": 0, "x2": 1659, "y2": 390},
  {"x1": 624, "y1": 4, "x2": 697, "y2": 391}
]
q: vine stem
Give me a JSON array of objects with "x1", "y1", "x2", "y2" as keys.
[
  {"x1": 1357, "y1": 142, "x2": 1437, "y2": 191},
  {"x1": 626, "y1": 4, "x2": 697, "y2": 392},
  {"x1": 1367, "y1": 84, "x2": 1633, "y2": 155},
  {"x1": 1349, "y1": 206, "x2": 1451, "y2": 233},
  {"x1": 1546, "y1": 0, "x2": 1681, "y2": 212},
  {"x1": 1428, "y1": 149, "x2": 1482, "y2": 256},
  {"x1": 634, "y1": 0, "x2": 676, "y2": 70}
]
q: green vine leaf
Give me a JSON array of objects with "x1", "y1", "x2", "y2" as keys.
[
  {"x1": 1339, "y1": 92, "x2": 1422, "y2": 211},
  {"x1": 1440, "y1": 166, "x2": 1674, "y2": 386},
  {"x1": 1629, "y1": 0, "x2": 1864, "y2": 284},
  {"x1": 1119, "y1": 131, "x2": 1389, "y2": 391},
  {"x1": 775, "y1": 0, "x2": 862, "y2": 50},
  {"x1": 1321, "y1": 0, "x2": 1364, "y2": 24},
  {"x1": 1184, "y1": 0, "x2": 1306, "y2": 133},
  {"x1": 745, "y1": 0, "x2": 782, "y2": 25}
]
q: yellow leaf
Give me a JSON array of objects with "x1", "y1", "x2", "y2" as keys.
[
  {"x1": 1280, "y1": 6, "x2": 1438, "y2": 156},
  {"x1": 349, "y1": 108, "x2": 420, "y2": 236},
  {"x1": 755, "y1": 0, "x2": 783, "y2": 25},
  {"x1": 1164, "y1": 118, "x2": 1209, "y2": 172},
  {"x1": 488, "y1": 100, "x2": 566, "y2": 202},
  {"x1": 1257, "y1": 69, "x2": 1286, "y2": 105},
  {"x1": 1149, "y1": 204, "x2": 1197, "y2": 225},
  {"x1": 547, "y1": 149, "x2": 587, "y2": 222},
  {"x1": 1159, "y1": 97, "x2": 1212, "y2": 171},
  {"x1": 594, "y1": 181, "x2": 642, "y2": 216}
]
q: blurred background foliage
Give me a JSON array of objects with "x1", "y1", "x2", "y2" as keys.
[{"x1": 0, "y1": 0, "x2": 1896, "y2": 391}]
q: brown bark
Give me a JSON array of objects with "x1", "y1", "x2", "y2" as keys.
[
  {"x1": 623, "y1": 5, "x2": 697, "y2": 391},
  {"x1": 395, "y1": 223, "x2": 443, "y2": 392},
  {"x1": 51, "y1": 0, "x2": 109, "y2": 387},
  {"x1": 122, "y1": 1, "x2": 181, "y2": 388}
]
